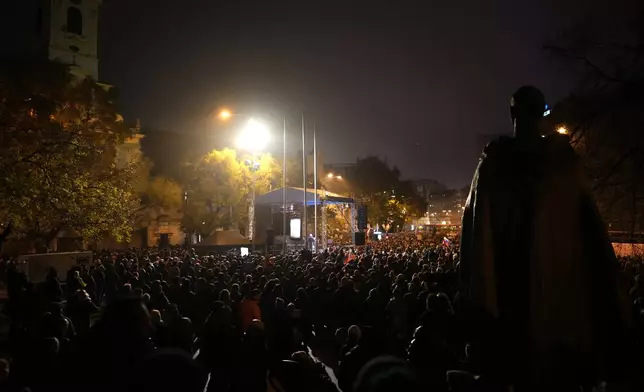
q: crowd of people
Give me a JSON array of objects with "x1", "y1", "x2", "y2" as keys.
[{"x1": 0, "y1": 230, "x2": 642, "y2": 392}]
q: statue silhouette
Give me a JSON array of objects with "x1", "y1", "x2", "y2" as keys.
[{"x1": 459, "y1": 86, "x2": 632, "y2": 390}]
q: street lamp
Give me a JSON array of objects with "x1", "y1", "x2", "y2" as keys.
[
  {"x1": 219, "y1": 108, "x2": 296, "y2": 255},
  {"x1": 556, "y1": 126, "x2": 568, "y2": 135},
  {"x1": 323, "y1": 172, "x2": 342, "y2": 186},
  {"x1": 236, "y1": 119, "x2": 270, "y2": 152},
  {"x1": 236, "y1": 119, "x2": 271, "y2": 250},
  {"x1": 219, "y1": 109, "x2": 232, "y2": 120}
]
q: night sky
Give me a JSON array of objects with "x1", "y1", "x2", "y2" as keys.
[{"x1": 99, "y1": 0, "x2": 627, "y2": 188}]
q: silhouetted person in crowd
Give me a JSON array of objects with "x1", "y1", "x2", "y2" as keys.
[
  {"x1": 237, "y1": 320, "x2": 268, "y2": 392},
  {"x1": 69, "y1": 297, "x2": 154, "y2": 392},
  {"x1": 460, "y1": 85, "x2": 632, "y2": 390},
  {"x1": 407, "y1": 325, "x2": 453, "y2": 391},
  {"x1": 342, "y1": 325, "x2": 361, "y2": 358},
  {"x1": 40, "y1": 302, "x2": 75, "y2": 342},
  {"x1": 268, "y1": 297, "x2": 293, "y2": 361},
  {"x1": 354, "y1": 356, "x2": 419, "y2": 392},
  {"x1": 196, "y1": 302, "x2": 238, "y2": 392},
  {"x1": 241, "y1": 289, "x2": 262, "y2": 331},
  {"x1": 66, "y1": 288, "x2": 98, "y2": 336},
  {"x1": 338, "y1": 326, "x2": 382, "y2": 392}
]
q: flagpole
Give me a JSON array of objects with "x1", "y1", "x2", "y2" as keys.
[
  {"x1": 282, "y1": 116, "x2": 287, "y2": 254},
  {"x1": 313, "y1": 122, "x2": 318, "y2": 252},
  {"x1": 302, "y1": 113, "x2": 307, "y2": 243}
]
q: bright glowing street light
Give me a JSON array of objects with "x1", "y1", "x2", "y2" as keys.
[
  {"x1": 236, "y1": 119, "x2": 270, "y2": 153},
  {"x1": 556, "y1": 126, "x2": 568, "y2": 135},
  {"x1": 232, "y1": 118, "x2": 270, "y2": 250},
  {"x1": 219, "y1": 109, "x2": 232, "y2": 120},
  {"x1": 322, "y1": 173, "x2": 343, "y2": 187}
]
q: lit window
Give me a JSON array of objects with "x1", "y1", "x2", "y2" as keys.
[{"x1": 67, "y1": 7, "x2": 83, "y2": 35}]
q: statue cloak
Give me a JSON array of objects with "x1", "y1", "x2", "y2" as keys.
[{"x1": 459, "y1": 134, "x2": 631, "y2": 384}]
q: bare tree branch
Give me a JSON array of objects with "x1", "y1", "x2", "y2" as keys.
[{"x1": 544, "y1": 44, "x2": 623, "y2": 83}]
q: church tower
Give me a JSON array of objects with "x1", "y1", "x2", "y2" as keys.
[
  {"x1": 46, "y1": 0, "x2": 102, "y2": 80},
  {"x1": 0, "y1": 0, "x2": 101, "y2": 80}
]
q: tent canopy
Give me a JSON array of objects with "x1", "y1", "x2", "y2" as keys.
[{"x1": 255, "y1": 186, "x2": 353, "y2": 206}]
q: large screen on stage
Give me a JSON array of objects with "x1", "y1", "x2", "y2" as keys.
[{"x1": 290, "y1": 218, "x2": 301, "y2": 239}]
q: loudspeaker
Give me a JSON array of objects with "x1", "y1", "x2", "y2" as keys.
[
  {"x1": 357, "y1": 205, "x2": 368, "y2": 231},
  {"x1": 353, "y1": 232, "x2": 366, "y2": 246},
  {"x1": 255, "y1": 205, "x2": 272, "y2": 243},
  {"x1": 272, "y1": 212, "x2": 285, "y2": 235},
  {"x1": 266, "y1": 228, "x2": 274, "y2": 246}
]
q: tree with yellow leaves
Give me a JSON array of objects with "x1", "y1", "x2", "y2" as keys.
[
  {"x1": 139, "y1": 176, "x2": 184, "y2": 226},
  {"x1": 181, "y1": 148, "x2": 281, "y2": 238},
  {"x1": 0, "y1": 59, "x2": 143, "y2": 251}
]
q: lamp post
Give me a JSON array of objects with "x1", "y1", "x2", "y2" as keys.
[
  {"x1": 220, "y1": 109, "x2": 297, "y2": 255},
  {"x1": 244, "y1": 159, "x2": 260, "y2": 250},
  {"x1": 219, "y1": 110, "x2": 254, "y2": 230},
  {"x1": 235, "y1": 118, "x2": 270, "y2": 251},
  {"x1": 320, "y1": 173, "x2": 343, "y2": 250}
]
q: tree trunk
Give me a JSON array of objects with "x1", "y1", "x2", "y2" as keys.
[{"x1": 0, "y1": 221, "x2": 13, "y2": 253}]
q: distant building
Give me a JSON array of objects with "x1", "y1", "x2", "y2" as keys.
[
  {"x1": 412, "y1": 179, "x2": 448, "y2": 201},
  {"x1": 408, "y1": 179, "x2": 446, "y2": 225},
  {"x1": 116, "y1": 133, "x2": 145, "y2": 168},
  {"x1": 324, "y1": 162, "x2": 356, "y2": 179},
  {"x1": 1, "y1": 0, "x2": 102, "y2": 80},
  {"x1": 425, "y1": 189, "x2": 467, "y2": 226},
  {"x1": 0, "y1": 0, "x2": 137, "y2": 143},
  {"x1": 0, "y1": 0, "x2": 144, "y2": 171}
]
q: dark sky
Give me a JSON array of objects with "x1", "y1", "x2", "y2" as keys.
[{"x1": 98, "y1": 0, "x2": 626, "y2": 188}]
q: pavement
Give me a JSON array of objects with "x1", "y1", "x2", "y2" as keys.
[{"x1": 308, "y1": 345, "x2": 340, "y2": 391}]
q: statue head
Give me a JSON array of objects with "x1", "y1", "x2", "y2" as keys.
[{"x1": 510, "y1": 86, "x2": 546, "y2": 138}]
